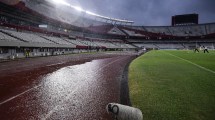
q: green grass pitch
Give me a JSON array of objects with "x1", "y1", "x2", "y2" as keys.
[{"x1": 128, "y1": 50, "x2": 215, "y2": 120}]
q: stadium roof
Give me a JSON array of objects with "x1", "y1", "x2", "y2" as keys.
[
  {"x1": 72, "y1": 0, "x2": 215, "y2": 26},
  {"x1": 46, "y1": 0, "x2": 134, "y2": 25}
]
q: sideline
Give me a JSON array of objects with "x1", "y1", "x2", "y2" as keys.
[{"x1": 163, "y1": 51, "x2": 215, "y2": 74}]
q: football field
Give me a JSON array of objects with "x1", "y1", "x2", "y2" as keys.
[{"x1": 129, "y1": 50, "x2": 215, "y2": 120}]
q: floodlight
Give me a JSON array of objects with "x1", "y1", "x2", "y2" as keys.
[
  {"x1": 86, "y1": 11, "x2": 97, "y2": 16},
  {"x1": 72, "y1": 6, "x2": 84, "y2": 12},
  {"x1": 50, "y1": 0, "x2": 70, "y2": 6},
  {"x1": 47, "y1": 0, "x2": 134, "y2": 24}
]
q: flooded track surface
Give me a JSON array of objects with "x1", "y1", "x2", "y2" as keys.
[{"x1": 0, "y1": 52, "x2": 136, "y2": 120}]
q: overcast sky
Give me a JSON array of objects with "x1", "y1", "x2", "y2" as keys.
[{"x1": 65, "y1": 0, "x2": 215, "y2": 26}]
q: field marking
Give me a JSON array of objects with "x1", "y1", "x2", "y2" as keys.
[
  {"x1": 43, "y1": 56, "x2": 125, "y2": 120},
  {"x1": 0, "y1": 85, "x2": 41, "y2": 106},
  {"x1": 45, "y1": 62, "x2": 66, "y2": 67},
  {"x1": 0, "y1": 61, "x2": 69, "y2": 106},
  {"x1": 42, "y1": 85, "x2": 80, "y2": 120},
  {"x1": 164, "y1": 51, "x2": 215, "y2": 74},
  {"x1": 0, "y1": 62, "x2": 65, "y2": 72},
  {"x1": 0, "y1": 60, "x2": 81, "y2": 106}
]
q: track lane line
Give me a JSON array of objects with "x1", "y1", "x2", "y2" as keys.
[
  {"x1": 163, "y1": 51, "x2": 215, "y2": 74},
  {"x1": 0, "y1": 85, "x2": 41, "y2": 106}
]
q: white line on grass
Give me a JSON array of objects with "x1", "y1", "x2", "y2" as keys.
[{"x1": 163, "y1": 51, "x2": 215, "y2": 74}]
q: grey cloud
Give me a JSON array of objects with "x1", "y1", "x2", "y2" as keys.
[{"x1": 67, "y1": 0, "x2": 215, "y2": 26}]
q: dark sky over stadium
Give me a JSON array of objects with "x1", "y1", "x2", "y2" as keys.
[{"x1": 67, "y1": 0, "x2": 215, "y2": 26}]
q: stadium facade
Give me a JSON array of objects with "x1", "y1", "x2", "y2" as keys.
[{"x1": 0, "y1": 0, "x2": 214, "y2": 60}]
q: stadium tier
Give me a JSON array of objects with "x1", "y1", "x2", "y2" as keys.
[
  {"x1": 0, "y1": 30, "x2": 22, "y2": 42},
  {"x1": 1, "y1": 29, "x2": 55, "y2": 44},
  {"x1": 0, "y1": 0, "x2": 215, "y2": 60}
]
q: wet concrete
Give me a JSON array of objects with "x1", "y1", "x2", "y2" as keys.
[{"x1": 0, "y1": 52, "x2": 136, "y2": 120}]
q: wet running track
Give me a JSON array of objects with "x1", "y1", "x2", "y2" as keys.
[{"x1": 0, "y1": 52, "x2": 136, "y2": 120}]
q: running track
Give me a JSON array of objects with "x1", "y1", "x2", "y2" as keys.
[{"x1": 0, "y1": 52, "x2": 136, "y2": 120}]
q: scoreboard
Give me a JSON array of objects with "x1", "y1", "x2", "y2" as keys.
[{"x1": 172, "y1": 14, "x2": 198, "y2": 26}]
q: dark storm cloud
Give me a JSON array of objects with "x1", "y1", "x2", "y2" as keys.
[{"x1": 67, "y1": 0, "x2": 215, "y2": 26}]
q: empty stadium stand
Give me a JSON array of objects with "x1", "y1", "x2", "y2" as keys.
[
  {"x1": 0, "y1": 0, "x2": 215, "y2": 60},
  {"x1": 2, "y1": 29, "x2": 55, "y2": 44},
  {"x1": 0, "y1": 30, "x2": 21, "y2": 42}
]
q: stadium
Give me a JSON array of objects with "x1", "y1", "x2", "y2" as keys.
[{"x1": 0, "y1": 0, "x2": 214, "y2": 120}]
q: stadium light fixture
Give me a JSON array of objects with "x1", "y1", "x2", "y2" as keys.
[
  {"x1": 86, "y1": 11, "x2": 97, "y2": 16},
  {"x1": 48, "y1": 0, "x2": 134, "y2": 24},
  {"x1": 50, "y1": 0, "x2": 70, "y2": 6},
  {"x1": 49, "y1": 0, "x2": 84, "y2": 12},
  {"x1": 72, "y1": 6, "x2": 84, "y2": 12}
]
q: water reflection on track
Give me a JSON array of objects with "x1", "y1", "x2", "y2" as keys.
[{"x1": 0, "y1": 54, "x2": 135, "y2": 120}]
